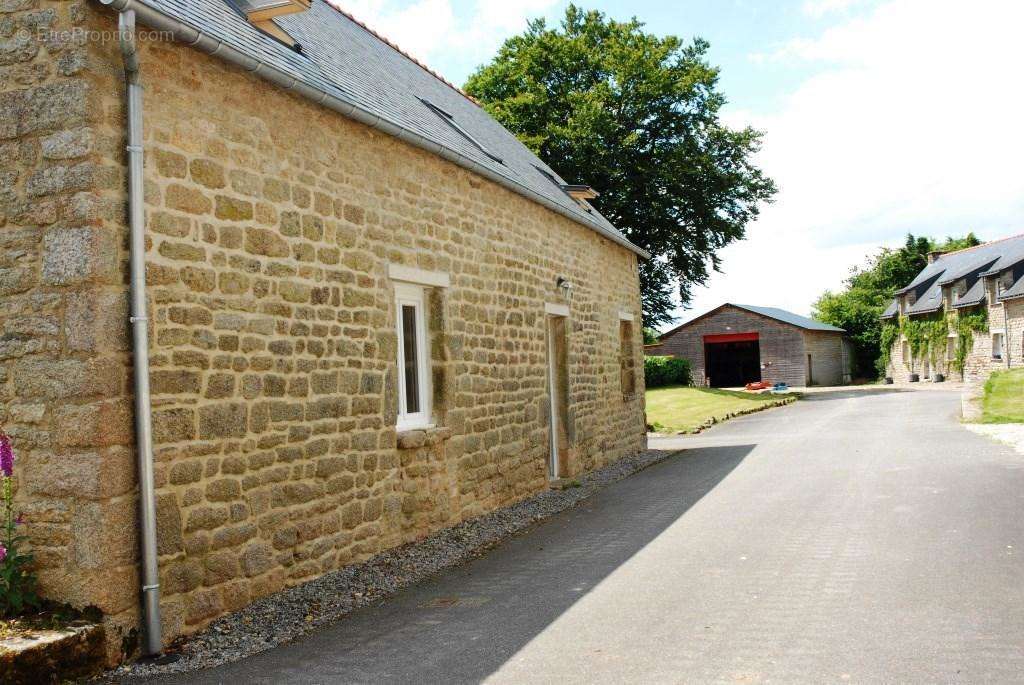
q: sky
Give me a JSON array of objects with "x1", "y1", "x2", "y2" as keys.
[{"x1": 331, "y1": 0, "x2": 1024, "y2": 328}]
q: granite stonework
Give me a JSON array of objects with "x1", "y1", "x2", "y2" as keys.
[{"x1": 0, "y1": 2, "x2": 646, "y2": 663}]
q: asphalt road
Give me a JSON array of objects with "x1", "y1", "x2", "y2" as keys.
[{"x1": 156, "y1": 388, "x2": 1024, "y2": 683}]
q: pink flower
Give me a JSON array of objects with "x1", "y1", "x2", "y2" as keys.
[
  {"x1": 0, "y1": 544, "x2": 6, "y2": 563},
  {"x1": 0, "y1": 433, "x2": 12, "y2": 477}
]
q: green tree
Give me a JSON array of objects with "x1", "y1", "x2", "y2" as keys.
[
  {"x1": 813, "y1": 233, "x2": 982, "y2": 378},
  {"x1": 465, "y1": 5, "x2": 776, "y2": 327}
]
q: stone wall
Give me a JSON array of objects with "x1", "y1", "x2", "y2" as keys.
[
  {"x1": 1005, "y1": 299, "x2": 1024, "y2": 370},
  {"x1": 0, "y1": 0, "x2": 141, "y2": 663},
  {"x1": 0, "y1": 5, "x2": 647, "y2": 663},
  {"x1": 885, "y1": 303, "x2": 1023, "y2": 384},
  {"x1": 655, "y1": 306, "x2": 821, "y2": 387},
  {"x1": 884, "y1": 303, "x2": 1019, "y2": 382}
]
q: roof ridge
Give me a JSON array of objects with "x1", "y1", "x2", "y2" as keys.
[
  {"x1": 321, "y1": 0, "x2": 481, "y2": 107},
  {"x1": 937, "y1": 232, "x2": 1024, "y2": 259}
]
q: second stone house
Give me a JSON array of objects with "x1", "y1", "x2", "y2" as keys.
[
  {"x1": 0, "y1": 0, "x2": 648, "y2": 662},
  {"x1": 881, "y1": 234, "x2": 1024, "y2": 382}
]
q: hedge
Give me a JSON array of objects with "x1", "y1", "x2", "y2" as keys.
[{"x1": 644, "y1": 355, "x2": 693, "y2": 388}]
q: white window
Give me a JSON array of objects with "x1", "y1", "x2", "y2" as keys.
[
  {"x1": 395, "y1": 282, "x2": 431, "y2": 430},
  {"x1": 992, "y1": 332, "x2": 1004, "y2": 360}
]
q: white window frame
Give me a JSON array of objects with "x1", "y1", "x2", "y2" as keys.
[
  {"x1": 395, "y1": 282, "x2": 432, "y2": 430},
  {"x1": 992, "y1": 331, "x2": 1005, "y2": 360}
]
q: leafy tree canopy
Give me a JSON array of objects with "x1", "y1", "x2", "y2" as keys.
[
  {"x1": 465, "y1": 5, "x2": 777, "y2": 326},
  {"x1": 813, "y1": 232, "x2": 982, "y2": 378}
]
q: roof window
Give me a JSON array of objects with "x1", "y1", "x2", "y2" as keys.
[
  {"x1": 232, "y1": 0, "x2": 309, "y2": 50},
  {"x1": 419, "y1": 98, "x2": 503, "y2": 164},
  {"x1": 534, "y1": 165, "x2": 598, "y2": 206}
]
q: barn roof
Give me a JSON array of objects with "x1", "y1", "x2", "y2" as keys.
[
  {"x1": 730, "y1": 304, "x2": 845, "y2": 332},
  {"x1": 104, "y1": 0, "x2": 649, "y2": 258},
  {"x1": 660, "y1": 303, "x2": 844, "y2": 340}
]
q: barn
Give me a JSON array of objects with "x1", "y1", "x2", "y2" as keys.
[{"x1": 649, "y1": 304, "x2": 850, "y2": 387}]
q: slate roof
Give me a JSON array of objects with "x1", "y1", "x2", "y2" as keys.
[
  {"x1": 120, "y1": 0, "x2": 646, "y2": 256},
  {"x1": 880, "y1": 298, "x2": 898, "y2": 319},
  {"x1": 731, "y1": 304, "x2": 845, "y2": 332},
  {"x1": 953, "y1": 279, "x2": 986, "y2": 309},
  {"x1": 1001, "y1": 273, "x2": 1024, "y2": 301},
  {"x1": 887, "y1": 234, "x2": 1024, "y2": 318},
  {"x1": 661, "y1": 303, "x2": 844, "y2": 338},
  {"x1": 897, "y1": 234, "x2": 1024, "y2": 295}
]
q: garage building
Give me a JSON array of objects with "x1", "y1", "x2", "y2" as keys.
[{"x1": 649, "y1": 303, "x2": 850, "y2": 387}]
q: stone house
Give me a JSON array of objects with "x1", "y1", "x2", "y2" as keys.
[
  {"x1": 648, "y1": 303, "x2": 849, "y2": 387},
  {"x1": 881, "y1": 234, "x2": 1024, "y2": 383},
  {"x1": 0, "y1": 0, "x2": 649, "y2": 662}
]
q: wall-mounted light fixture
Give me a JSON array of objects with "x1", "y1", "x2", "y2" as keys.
[{"x1": 556, "y1": 276, "x2": 574, "y2": 302}]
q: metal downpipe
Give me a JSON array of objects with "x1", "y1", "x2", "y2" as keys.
[{"x1": 118, "y1": 8, "x2": 163, "y2": 657}]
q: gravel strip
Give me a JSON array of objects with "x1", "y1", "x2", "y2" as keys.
[
  {"x1": 964, "y1": 423, "x2": 1024, "y2": 455},
  {"x1": 105, "y1": 447, "x2": 679, "y2": 681}
]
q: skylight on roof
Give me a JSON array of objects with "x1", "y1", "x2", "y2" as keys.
[{"x1": 419, "y1": 98, "x2": 503, "y2": 165}]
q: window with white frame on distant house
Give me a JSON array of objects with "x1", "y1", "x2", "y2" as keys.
[
  {"x1": 992, "y1": 331, "x2": 1004, "y2": 360},
  {"x1": 395, "y1": 282, "x2": 431, "y2": 429},
  {"x1": 619, "y1": 317, "x2": 636, "y2": 397}
]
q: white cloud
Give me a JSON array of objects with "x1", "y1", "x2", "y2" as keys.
[
  {"x1": 802, "y1": 0, "x2": 867, "y2": 18},
  {"x1": 328, "y1": 0, "x2": 559, "y2": 74},
  {"x1": 675, "y1": 0, "x2": 1024, "y2": 328}
]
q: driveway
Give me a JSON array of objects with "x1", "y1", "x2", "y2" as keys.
[{"x1": 151, "y1": 388, "x2": 1024, "y2": 683}]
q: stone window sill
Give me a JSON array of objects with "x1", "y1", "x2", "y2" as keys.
[{"x1": 396, "y1": 425, "x2": 452, "y2": 450}]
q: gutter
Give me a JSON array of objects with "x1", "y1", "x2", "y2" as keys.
[
  {"x1": 116, "y1": 9, "x2": 163, "y2": 656},
  {"x1": 98, "y1": 0, "x2": 650, "y2": 260}
]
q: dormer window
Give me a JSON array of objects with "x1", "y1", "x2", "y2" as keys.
[{"x1": 232, "y1": 0, "x2": 309, "y2": 50}]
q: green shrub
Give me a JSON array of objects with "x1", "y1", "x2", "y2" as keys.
[{"x1": 644, "y1": 356, "x2": 692, "y2": 388}]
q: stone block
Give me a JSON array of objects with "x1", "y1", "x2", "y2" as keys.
[
  {"x1": 214, "y1": 195, "x2": 253, "y2": 221},
  {"x1": 165, "y1": 184, "x2": 212, "y2": 215},
  {"x1": 198, "y1": 403, "x2": 247, "y2": 439},
  {"x1": 189, "y1": 158, "x2": 226, "y2": 189},
  {"x1": 244, "y1": 227, "x2": 289, "y2": 257},
  {"x1": 40, "y1": 127, "x2": 93, "y2": 160},
  {"x1": 41, "y1": 226, "x2": 117, "y2": 286}
]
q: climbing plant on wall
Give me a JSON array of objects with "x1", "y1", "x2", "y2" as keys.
[
  {"x1": 879, "y1": 322, "x2": 900, "y2": 377},
  {"x1": 923, "y1": 317, "x2": 949, "y2": 375},
  {"x1": 951, "y1": 308, "x2": 989, "y2": 377},
  {"x1": 900, "y1": 317, "x2": 928, "y2": 372}
]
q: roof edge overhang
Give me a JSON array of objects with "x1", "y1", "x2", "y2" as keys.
[
  {"x1": 98, "y1": 0, "x2": 651, "y2": 260},
  {"x1": 952, "y1": 299, "x2": 985, "y2": 310},
  {"x1": 905, "y1": 306, "x2": 943, "y2": 316}
]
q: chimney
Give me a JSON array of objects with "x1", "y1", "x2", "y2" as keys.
[{"x1": 927, "y1": 250, "x2": 945, "y2": 264}]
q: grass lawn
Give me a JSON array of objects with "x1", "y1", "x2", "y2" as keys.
[
  {"x1": 981, "y1": 368, "x2": 1024, "y2": 423},
  {"x1": 645, "y1": 385, "x2": 797, "y2": 434}
]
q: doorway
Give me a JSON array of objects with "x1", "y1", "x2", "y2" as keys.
[
  {"x1": 546, "y1": 314, "x2": 569, "y2": 479},
  {"x1": 806, "y1": 354, "x2": 813, "y2": 386},
  {"x1": 704, "y1": 333, "x2": 761, "y2": 387}
]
